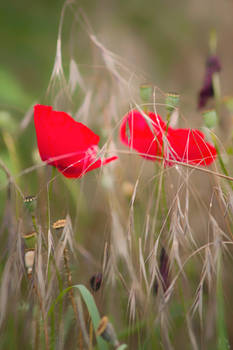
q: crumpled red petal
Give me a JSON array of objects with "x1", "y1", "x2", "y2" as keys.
[
  {"x1": 120, "y1": 110, "x2": 166, "y2": 160},
  {"x1": 34, "y1": 105, "x2": 117, "y2": 178},
  {"x1": 166, "y1": 128, "x2": 217, "y2": 165}
]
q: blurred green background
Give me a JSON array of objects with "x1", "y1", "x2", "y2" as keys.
[
  {"x1": 1, "y1": 0, "x2": 233, "y2": 113},
  {"x1": 1, "y1": 0, "x2": 233, "y2": 210}
]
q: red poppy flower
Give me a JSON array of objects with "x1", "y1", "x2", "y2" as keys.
[
  {"x1": 120, "y1": 110, "x2": 217, "y2": 166},
  {"x1": 166, "y1": 128, "x2": 217, "y2": 165},
  {"x1": 120, "y1": 110, "x2": 167, "y2": 160},
  {"x1": 34, "y1": 105, "x2": 117, "y2": 178}
]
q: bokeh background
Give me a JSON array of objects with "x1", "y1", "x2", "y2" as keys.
[
  {"x1": 1, "y1": 0, "x2": 233, "y2": 215},
  {"x1": 1, "y1": 1, "x2": 233, "y2": 349},
  {"x1": 1, "y1": 0, "x2": 233, "y2": 112}
]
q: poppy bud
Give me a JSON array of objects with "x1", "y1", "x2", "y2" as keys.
[
  {"x1": 90, "y1": 273, "x2": 102, "y2": 292},
  {"x1": 96, "y1": 316, "x2": 119, "y2": 347},
  {"x1": 202, "y1": 110, "x2": 218, "y2": 129},
  {"x1": 198, "y1": 55, "x2": 221, "y2": 109},
  {"x1": 140, "y1": 84, "x2": 153, "y2": 104},
  {"x1": 23, "y1": 232, "x2": 37, "y2": 250},
  {"x1": 165, "y1": 93, "x2": 180, "y2": 113},
  {"x1": 24, "y1": 196, "x2": 37, "y2": 214}
]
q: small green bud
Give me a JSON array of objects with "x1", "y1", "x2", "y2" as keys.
[
  {"x1": 165, "y1": 93, "x2": 180, "y2": 113},
  {"x1": 202, "y1": 109, "x2": 218, "y2": 129},
  {"x1": 24, "y1": 196, "x2": 37, "y2": 214},
  {"x1": 140, "y1": 84, "x2": 152, "y2": 103},
  {"x1": 23, "y1": 232, "x2": 37, "y2": 249}
]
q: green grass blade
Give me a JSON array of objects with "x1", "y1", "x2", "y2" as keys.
[
  {"x1": 47, "y1": 285, "x2": 108, "y2": 350},
  {"x1": 117, "y1": 345, "x2": 128, "y2": 350},
  {"x1": 73, "y1": 284, "x2": 108, "y2": 350}
]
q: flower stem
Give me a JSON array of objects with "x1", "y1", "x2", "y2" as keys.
[
  {"x1": 216, "y1": 250, "x2": 230, "y2": 350},
  {"x1": 34, "y1": 307, "x2": 41, "y2": 350},
  {"x1": 63, "y1": 247, "x2": 84, "y2": 348},
  {"x1": 32, "y1": 214, "x2": 39, "y2": 233},
  {"x1": 88, "y1": 321, "x2": 93, "y2": 350},
  {"x1": 33, "y1": 281, "x2": 50, "y2": 350},
  {"x1": 47, "y1": 166, "x2": 56, "y2": 229}
]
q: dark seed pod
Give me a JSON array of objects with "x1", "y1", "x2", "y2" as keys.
[
  {"x1": 90, "y1": 273, "x2": 102, "y2": 292},
  {"x1": 198, "y1": 55, "x2": 221, "y2": 109},
  {"x1": 153, "y1": 247, "x2": 170, "y2": 295},
  {"x1": 159, "y1": 247, "x2": 170, "y2": 292}
]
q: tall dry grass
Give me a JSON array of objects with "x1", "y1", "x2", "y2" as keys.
[{"x1": 0, "y1": 2, "x2": 233, "y2": 349}]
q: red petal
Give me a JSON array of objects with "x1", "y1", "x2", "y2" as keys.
[
  {"x1": 34, "y1": 105, "x2": 117, "y2": 177},
  {"x1": 120, "y1": 110, "x2": 166, "y2": 160},
  {"x1": 58, "y1": 156, "x2": 118, "y2": 178},
  {"x1": 166, "y1": 128, "x2": 217, "y2": 166}
]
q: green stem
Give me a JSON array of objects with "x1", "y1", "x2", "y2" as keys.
[
  {"x1": 32, "y1": 214, "x2": 39, "y2": 232},
  {"x1": 216, "y1": 251, "x2": 229, "y2": 350},
  {"x1": 47, "y1": 166, "x2": 56, "y2": 229}
]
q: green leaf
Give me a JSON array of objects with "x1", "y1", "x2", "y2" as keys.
[
  {"x1": 117, "y1": 345, "x2": 128, "y2": 350},
  {"x1": 73, "y1": 284, "x2": 108, "y2": 350},
  {"x1": 48, "y1": 284, "x2": 108, "y2": 350}
]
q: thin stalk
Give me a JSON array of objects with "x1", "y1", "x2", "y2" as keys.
[
  {"x1": 34, "y1": 307, "x2": 41, "y2": 350},
  {"x1": 47, "y1": 166, "x2": 56, "y2": 229},
  {"x1": 63, "y1": 247, "x2": 84, "y2": 349},
  {"x1": 88, "y1": 321, "x2": 93, "y2": 350},
  {"x1": 32, "y1": 214, "x2": 39, "y2": 233},
  {"x1": 216, "y1": 251, "x2": 230, "y2": 350},
  {"x1": 33, "y1": 282, "x2": 50, "y2": 350},
  {"x1": 210, "y1": 41, "x2": 232, "y2": 189}
]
